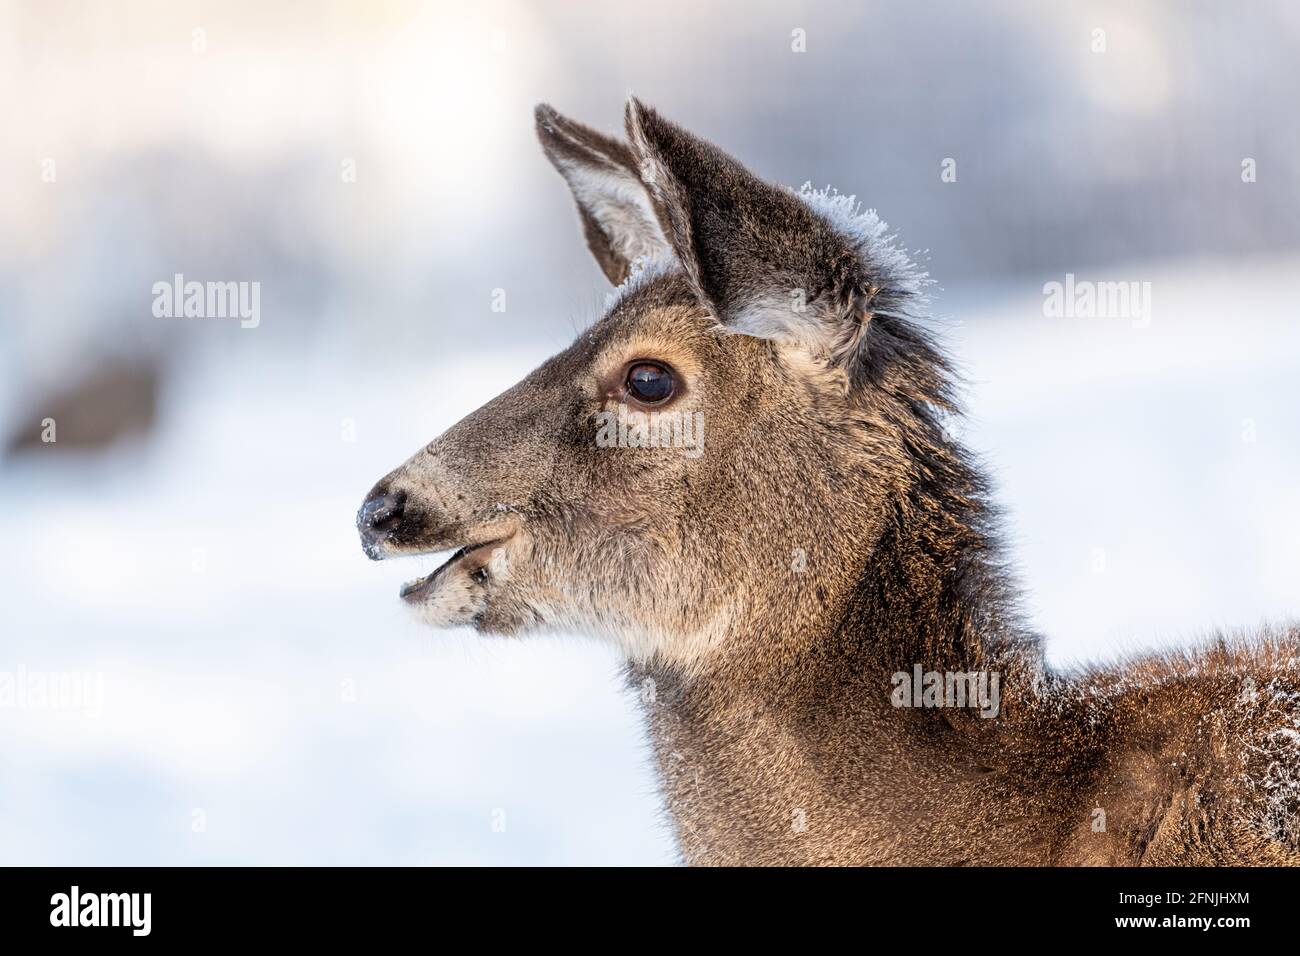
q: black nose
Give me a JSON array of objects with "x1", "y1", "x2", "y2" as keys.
[{"x1": 357, "y1": 487, "x2": 406, "y2": 559}]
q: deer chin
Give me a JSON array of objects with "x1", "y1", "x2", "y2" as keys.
[{"x1": 398, "y1": 535, "x2": 516, "y2": 629}]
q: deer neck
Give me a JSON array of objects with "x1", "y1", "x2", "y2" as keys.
[{"x1": 632, "y1": 484, "x2": 1049, "y2": 864}]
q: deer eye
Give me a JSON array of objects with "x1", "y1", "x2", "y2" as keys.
[{"x1": 626, "y1": 362, "x2": 674, "y2": 404}]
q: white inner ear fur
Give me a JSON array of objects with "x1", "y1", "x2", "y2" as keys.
[
  {"x1": 558, "y1": 161, "x2": 670, "y2": 268},
  {"x1": 726, "y1": 292, "x2": 849, "y2": 361}
]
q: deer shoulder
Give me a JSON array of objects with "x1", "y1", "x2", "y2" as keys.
[{"x1": 1063, "y1": 632, "x2": 1300, "y2": 865}]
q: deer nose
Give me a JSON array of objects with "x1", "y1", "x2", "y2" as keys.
[{"x1": 357, "y1": 487, "x2": 407, "y2": 559}]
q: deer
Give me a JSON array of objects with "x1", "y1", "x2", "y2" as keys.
[{"x1": 357, "y1": 98, "x2": 1300, "y2": 866}]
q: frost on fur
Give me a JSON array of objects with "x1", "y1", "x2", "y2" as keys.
[
  {"x1": 795, "y1": 183, "x2": 931, "y2": 303},
  {"x1": 604, "y1": 252, "x2": 680, "y2": 311}
]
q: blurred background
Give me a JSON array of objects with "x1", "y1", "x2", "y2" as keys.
[{"x1": 2, "y1": 0, "x2": 1298, "y2": 864}]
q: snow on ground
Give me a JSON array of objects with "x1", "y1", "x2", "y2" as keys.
[
  {"x1": 1, "y1": 255, "x2": 1298, "y2": 864},
  {"x1": 950, "y1": 255, "x2": 1300, "y2": 666}
]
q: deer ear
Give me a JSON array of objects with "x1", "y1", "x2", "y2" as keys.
[
  {"x1": 535, "y1": 104, "x2": 670, "y2": 285},
  {"x1": 624, "y1": 97, "x2": 874, "y2": 359}
]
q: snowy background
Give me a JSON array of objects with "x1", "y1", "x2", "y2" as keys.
[{"x1": 2, "y1": 0, "x2": 1298, "y2": 865}]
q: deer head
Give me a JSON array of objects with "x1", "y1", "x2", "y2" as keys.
[{"x1": 357, "y1": 98, "x2": 960, "y2": 675}]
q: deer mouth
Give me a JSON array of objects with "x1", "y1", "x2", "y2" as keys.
[{"x1": 398, "y1": 535, "x2": 513, "y2": 604}]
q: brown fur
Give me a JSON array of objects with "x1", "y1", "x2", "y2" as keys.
[{"x1": 358, "y1": 99, "x2": 1300, "y2": 866}]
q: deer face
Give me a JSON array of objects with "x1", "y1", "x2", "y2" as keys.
[{"x1": 358, "y1": 99, "x2": 945, "y2": 670}]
